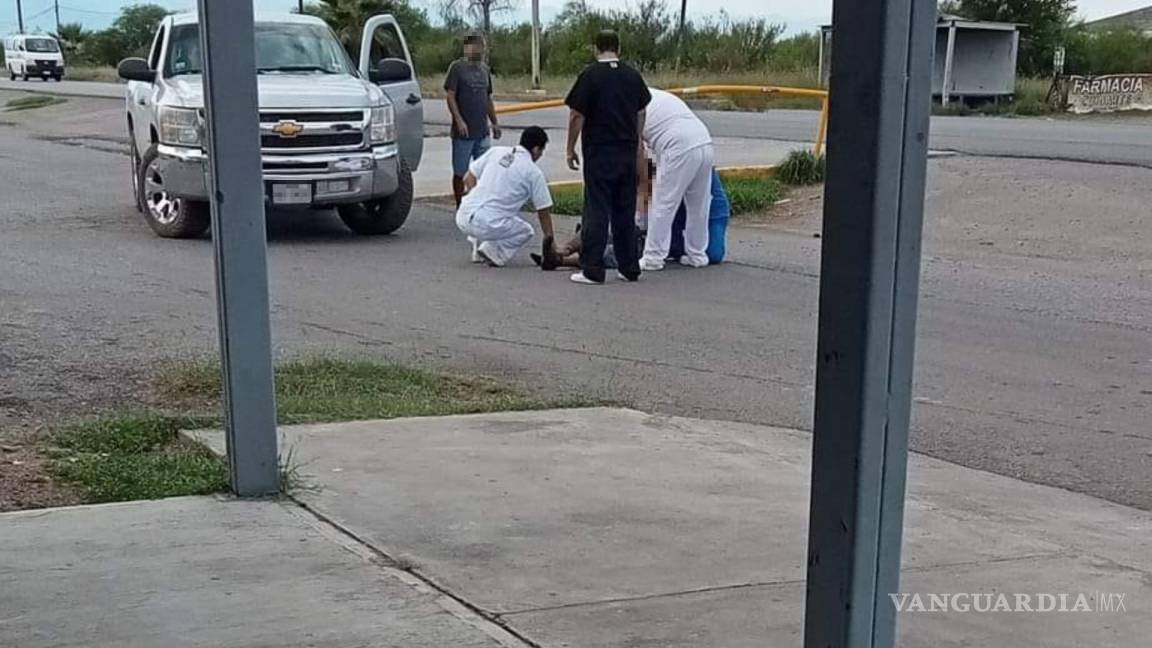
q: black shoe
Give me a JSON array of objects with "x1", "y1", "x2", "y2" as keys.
[
  {"x1": 530, "y1": 253, "x2": 544, "y2": 268},
  {"x1": 541, "y1": 236, "x2": 560, "y2": 271}
]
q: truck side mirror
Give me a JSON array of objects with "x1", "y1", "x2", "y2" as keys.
[
  {"x1": 118, "y1": 57, "x2": 156, "y2": 83},
  {"x1": 370, "y1": 58, "x2": 412, "y2": 84}
]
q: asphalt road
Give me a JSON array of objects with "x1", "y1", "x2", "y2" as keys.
[
  {"x1": 5, "y1": 78, "x2": 1152, "y2": 166},
  {"x1": 1, "y1": 96, "x2": 1150, "y2": 510}
]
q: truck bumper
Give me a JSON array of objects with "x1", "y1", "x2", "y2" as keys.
[{"x1": 155, "y1": 144, "x2": 401, "y2": 206}]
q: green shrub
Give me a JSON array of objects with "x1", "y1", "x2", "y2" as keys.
[{"x1": 775, "y1": 149, "x2": 825, "y2": 185}]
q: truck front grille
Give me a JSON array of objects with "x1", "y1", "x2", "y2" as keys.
[
  {"x1": 260, "y1": 110, "x2": 367, "y2": 153},
  {"x1": 261, "y1": 132, "x2": 363, "y2": 149}
]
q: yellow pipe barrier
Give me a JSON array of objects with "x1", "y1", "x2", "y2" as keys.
[
  {"x1": 815, "y1": 97, "x2": 830, "y2": 158},
  {"x1": 495, "y1": 84, "x2": 830, "y2": 156}
]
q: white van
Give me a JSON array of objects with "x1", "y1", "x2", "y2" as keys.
[{"x1": 4, "y1": 34, "x2": 65, "y2": 81}]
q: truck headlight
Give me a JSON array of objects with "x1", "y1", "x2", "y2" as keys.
[
  {"x1": 369, "y1": 104, "x2": 396, "y2": 144},
  {"x1": 159, "y1": 106, "x2": 202, "y2": 147}
]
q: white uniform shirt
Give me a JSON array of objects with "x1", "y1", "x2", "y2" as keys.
[
  {"x1": 642, "y1": 88, "x2": 712, "y2": 165},
  {"x1": 460, "y1": 146, "x2": 553, "y2": 224}
]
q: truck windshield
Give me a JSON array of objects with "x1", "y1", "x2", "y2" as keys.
[
  {"x1": 165, "y1": 22, "x2": 355, "y2": 77},
  {"x1": 26, "y1": 38, "x2": 60, "y2": 53}
]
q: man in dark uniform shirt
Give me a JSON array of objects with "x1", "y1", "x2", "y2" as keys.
[{"x1": 564, "y1": 30, "x2": 651, "y2": 285}]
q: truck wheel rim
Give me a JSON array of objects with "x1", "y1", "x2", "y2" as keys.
[{"x1": 144, "y1": 160, "x2": 181, "y2": 225}]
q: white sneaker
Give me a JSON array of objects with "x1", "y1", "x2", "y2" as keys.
[
  {"x1": 469, "y1": 237, "x2": 483, "y2": 264},
  {"x1": 640, "y1": 257, "x2": 665, "y2": 272},
  {"x1": 570, "y1": 272, "x2": 602, "y2": 285},
  {"x1": 476, "y1": 242, "x2": 504, "y2": 267},
  {"x1": 616, "y1": 271, "x2": 639, "y2": 282},
  {"x1": 680, "y1": 255, "x2": 710, "y2": 269}
]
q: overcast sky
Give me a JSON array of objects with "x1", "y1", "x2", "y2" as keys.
[{"x1": 3, "y1": 0, "x2": 1150, "y2": 36}]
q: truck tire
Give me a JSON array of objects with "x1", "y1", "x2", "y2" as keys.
[
  {"x1": 8, "y1": 67, "x2": 15, "y2": 81},
  {"x1": 130, "y1": 137, "x2": 145, "y2": 214},
  {"x1": 138, "y1": 144, "x2": 210, "y2": 239},
  {"x1": 338, "y1": 158, "x2": 413, "y2": 236}
]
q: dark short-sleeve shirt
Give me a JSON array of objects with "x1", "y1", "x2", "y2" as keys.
[
  {"x1": 444, "y1": 59, "x2": 493, "y2": 140},
  {"x1": 565, "y1": 60, "x2": 652, "y2": 148}
]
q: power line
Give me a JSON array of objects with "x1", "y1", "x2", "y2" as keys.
[{"x1": 56, "y1": 4, "x2": 118, "y2": 15}]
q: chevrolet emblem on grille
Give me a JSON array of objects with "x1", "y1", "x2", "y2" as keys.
[{"x1": 271, "y1": 120, "x2": 305, "y2": 138}]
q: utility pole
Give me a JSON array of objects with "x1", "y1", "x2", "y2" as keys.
[
  {"x1": 297, "y1": 0, "x2": 304, "y2": 14},
  {"x1": 16, "y1": 0, "x2": 24, "y2": 33},
  {"x1": 531, "y1": 0, "x2": 541, "y2": 90},
  {"x1": 54, "y1": 0, "x2": 60, "y2": 33},
  {"x1": 674, "y1": 0, "x2": 687, "y2": 72}
]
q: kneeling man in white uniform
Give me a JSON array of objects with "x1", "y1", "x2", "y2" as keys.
[
  {"x1": 456, "y1": 126, "x2": 555, "y2": 267},
  {"x1": 640, "y1": 88, "x2": 714, "y2": 271}
]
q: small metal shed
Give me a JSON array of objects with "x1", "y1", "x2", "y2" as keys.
[{"x1": 819, "y1": 13, "x2": 1021, "y2": 105}]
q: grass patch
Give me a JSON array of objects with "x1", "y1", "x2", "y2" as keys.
[
  {"x1": 49, "y1": 414, "x2": 227, "y2": 503},
  {"x1": 47, "y1": 356, "x2": 601, "y2": 504},
  {"x1": 725, "y1": 176, "x2": 785, "y2": 214},
  {"x1": 548, "y1": 173, "x2": 783, "y2": 217},
  {"x1": 4, "y1": 95, "x2": 66, "y2": 112},
  {"x1": 775, "y1": 149, "x2": 826, "y2": 185},
  {"x1": 157, "y1": 356, "x2": 597, "y2": 424}
]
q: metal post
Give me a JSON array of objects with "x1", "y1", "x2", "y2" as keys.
[
  {"x1": 942, "y1": 23, "x2": 956, "y2": 106},
  {"x1": 53, "y1": 0, "x2": 59, "y2": 33},
  {"x1": 198, "y1": 0, "x2": 280, "y2": 497},
  {"x1": 531, "y1": 0, "x2": 541, "y2": 90},
  {"x1": 814, "y1": 97, "x2": 829, "y2": 158},
  {"x1": 297, "y1": 0, "x2": 304, "y2": 14},
  {"x1": 817, "y1": 28, "x2": 826, "y2": 88},
  {"x1": 674, "y1": 0, "x2": 688, "y2": 72},
  {"x1": 802, "y1": 0, "x2": 935, "y2": 643},
  {"x1": 16, "y1": 0, "x2": 24, "y2": 33}
]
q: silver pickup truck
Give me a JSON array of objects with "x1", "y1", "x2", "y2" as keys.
[{"x1": 118, "y1": 12, "x2": 424, "y2": 238}]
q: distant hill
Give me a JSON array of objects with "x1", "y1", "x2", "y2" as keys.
[{"x1": 1085, "y1": 5, "x2": 1152, "y2": 34}]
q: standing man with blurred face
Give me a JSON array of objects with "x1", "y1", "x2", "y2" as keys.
[
  {"x1": 564, "y1": 30, "x2": 651, "y2": 285},
  {"x1": 446, "y1": 31, "x2": 502, "y2": 206}
]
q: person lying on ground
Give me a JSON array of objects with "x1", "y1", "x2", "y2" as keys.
[
  {"x1": 532, "y1": 165, "x2": 730, "y2": 270},
  {"x1": 455, "y1": 127, "x2": 554, "y2": 267}
]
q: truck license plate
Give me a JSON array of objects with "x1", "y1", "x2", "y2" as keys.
[{"x1": 272, "y1": 183, "x2": 312, "y2": 205}]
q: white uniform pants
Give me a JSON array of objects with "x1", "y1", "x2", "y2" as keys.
[
  {"x1": 456, "y1": 208, "x2": 535, "y2": 266},
  {"x1": 643, "y1": 145, "x2": 714, "y2": 266}
]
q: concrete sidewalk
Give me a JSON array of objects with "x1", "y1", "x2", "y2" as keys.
[
  {"x1": 184, "y1": 408, "x2": 1152, "y2": 647},
  {"x1": 0, "y1": 497, "x2": 529, "y2": 647}
]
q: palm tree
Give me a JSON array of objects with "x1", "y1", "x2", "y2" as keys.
[{"x1": 52, "y1": 22, "x2": 91, "y2": 54}]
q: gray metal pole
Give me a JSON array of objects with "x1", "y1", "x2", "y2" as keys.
[
  {"x1": 197, "y1": 0, "x2": 280, "y2": 497},
  {"x1": 942, "y1": 24, "x2": 957, "y2": 106},
  {"x1": 53, "y1": 0, "x2": 59, "y2": 33},
  {"x1": 675, "y1": 0, "x2": 687, "y2": 72},
  {"x1": 16, "y1": 0, "x2": 24, "y2": 33},
  {"x1": 802, "y1": 0, "x2": 935, "y2": 643},
  {"x1": 531, "y1": 0, "x2": 541, "y2": 89}
]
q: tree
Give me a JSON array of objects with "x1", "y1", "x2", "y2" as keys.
[
  {"x1": 111, "y1": 4, "x2": 172, "y2": 58},
  {"x1": 955, "y1": 0, "x2": 1076, "y2": 75},
  {"x1": 304, "y1": 0, "x2": 432, "y2": 59},
  {"x1": 442, "y1": 0, "x2": 517, "y2": 35},
  {"x1": 86, "y1": 29, "x2": 131, "y2": 67}
]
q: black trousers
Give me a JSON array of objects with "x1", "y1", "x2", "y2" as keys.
[{"x1": 580, "y1": 143, "x2": 641, "y2": 283}]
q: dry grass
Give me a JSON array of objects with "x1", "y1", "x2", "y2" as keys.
[{"x1": 65, "y1": 66, "x2": 120, "y2": 82}]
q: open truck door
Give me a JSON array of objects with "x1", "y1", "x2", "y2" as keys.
[{"x1": 360, "y1": 15, "x2": 424, "y2": 171}]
